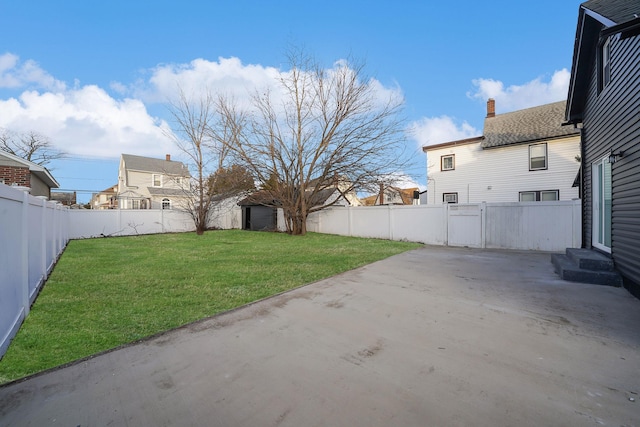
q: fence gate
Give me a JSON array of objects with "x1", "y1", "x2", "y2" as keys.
[{"x1": 447, "y1": 204, "x2": 483, "y2": 248}]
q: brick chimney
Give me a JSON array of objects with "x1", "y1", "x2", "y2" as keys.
[
  {"x1": 379, "y1": 183, "x2": 384, "y2": 205},
  {"x1": 486, "y1": 98, "x2": 495, "y2": 118},
  {"x1": 166, "y1": 154, "x2": 171, "y2": 161}
]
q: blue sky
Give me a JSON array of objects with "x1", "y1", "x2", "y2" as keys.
[{"x1": 0, "y1": 0, "x2": 582, "y2": 202}]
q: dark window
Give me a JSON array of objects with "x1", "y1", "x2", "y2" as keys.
[{"x1": 443, "y1": 192, "x2": 458, "y2": 203}]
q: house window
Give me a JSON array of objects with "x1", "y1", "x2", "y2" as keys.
[
  {"x1": 441, "y1": 154, "x2": 455, "y2": 171},
  {"x1": 162, "y1": 198, "x2": 171, "y2": 210},
  {"x1": 131, "y1": 199, "x2": 141, "y2": 209},
  {"x1": 600, "y1": 37, "x2": 611, "y2": 91},
  {"x1": 443, "y1": 192, "x2": 458, "y2": 204},
  {"x1": 519, "y1": 190, "x2": 559, "y2": 202},
  {"x1": 152, "y1": 174, "x2": 162, "y2": 187},
  {"x1": 529, "y1": 143, "x2": 547, "y2": 170}
]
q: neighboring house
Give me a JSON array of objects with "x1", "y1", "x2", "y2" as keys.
[
  {"x1": 0, "y1": 150, "x2": 59, "y2": 198},
  {"x1": 50, "y1": 191, "x2": 77, "y2": 206},
  {"x1": 422, "y1": 100, "x2": 581, "y2": 204},
  {"x1": 564, "y1": 0, "x2": 640, "y2": 296},
  {"x1": 117, "y1": 154, "x2": 190, "y2": 210},
  {"x1": 361, "y1": 185, "x2": 420, "y2": 205},
  {"x1": 91, "y1": 184, "x2": 118, "y2": 209}
]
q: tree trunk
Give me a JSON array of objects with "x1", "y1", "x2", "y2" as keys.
[{"x1": 290, "y1": 212, "x2": 307, "y2": 235}]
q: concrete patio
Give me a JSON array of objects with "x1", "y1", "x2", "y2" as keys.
[{"x1": 1, "y1": 246, "x2": 639, "y2": 426}]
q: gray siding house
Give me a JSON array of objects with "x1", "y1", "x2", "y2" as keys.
[{"x1": 565, "y1": 0, "x2": 640, "y2": 296}]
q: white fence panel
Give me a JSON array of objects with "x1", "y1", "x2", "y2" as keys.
[
  {"x1": 1, "y1": 185, "x2": 69, "y2": 359},
  {"x1": 391, "y1": 205, "x2": 447, "y2": 245},
  {"x1": 350, "y1": 206, "x2": 393, "y2": 239},
  {"x1": 308, "y1": 200, "x2": 581, "y2": 251},
  {"x1": 68, "y1": 209, "x2": 195, "y2": 239},
  {"x1": 447, "y1": 204, "x2": 483, "y2": 248},
  {"x1": 307, "y1": 208, "x2": 351, "y2": 236},
  {"x1": 485, "y1": 201, "x2": 582, "y2": 251}
]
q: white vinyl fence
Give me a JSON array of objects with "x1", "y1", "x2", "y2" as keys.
[
  {"x1": 1, "y1": 192, "x2": 580, "y2": 360},
  {"x1": 307, "y1": 200, "x2": 582, "y2": 251},
  {"x1": 0, "y1": 185, "x2": 69, "y2": 358},
  {"x1": 68, "y1": 196, "x2": 243, "y2": 239}
]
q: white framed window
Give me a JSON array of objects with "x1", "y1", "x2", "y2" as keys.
[
  {"x1": 441, "y1": 154, "x2": 455, "y2": 171},
  {"x1": 152, "y1": 174, "x2": 162, "y2": 187},
  {"x1": 443, "y1": 192, "x2": 458, "y2": 204},
  {"x1": 162, "y1": 198, "x2": 171, "y2": 210},
  {"x1": 519, "y1": 190, "x2": 559, "y2": 202},
  {"x1": 131, "y1": 199, "x2": 141, "y2": 209},
  {"x1": 529, "y1": 143, "x2": 547, "y2": 170}
]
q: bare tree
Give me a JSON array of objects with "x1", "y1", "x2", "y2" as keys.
[
  {"x1": 0, "y1": 128, "x2": 65, "y2": 166},
  {"x1": 221, "y1": 50, "x2": 412, "y2": 235},
  {"x1": 164, "y1": 89, "x2": 234, "y2": 235}
]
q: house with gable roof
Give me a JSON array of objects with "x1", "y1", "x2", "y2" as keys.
[
  {"x1": 117, "y1": 153, "x2": 190, "y2": 210},
  {"x1": 0, "y1": 150, "x2": 60, "y2": 198},
  {"x1": 559, "y1": 0, "x2": 640, "y2": 295},
  {"x1": 422, "y1": 100, "x2": 581, "y2": 204}
]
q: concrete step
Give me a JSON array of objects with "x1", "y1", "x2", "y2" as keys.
[
  {"x1": 565, "y1": 248, "x2": 615, "y2": 271},
  {"x1": 551, "y1": 253, "x2": 623, "y2": 287}
]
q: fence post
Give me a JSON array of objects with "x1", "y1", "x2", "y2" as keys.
[
  {"x1": 40, "y1": 197, "x2": 47, "y2": 292},
  {"x1": 388, "y1": 205, "x2": 394, "y2": 240},
  {"x1": 348, "y1": 206, "x2": 353, "y2": 237},
  {"x1": 480, "y1": 202, "x2": 487, "y2": 249},
  {"x1": 21, "y1": 191, "x2": 30, "y2": 316},
  {"x1": 572, "y1": 199, "x2": 582, "y2": 248},
  {"x1": 444, "y1": 204, "x2": 449, "y2": 246}
]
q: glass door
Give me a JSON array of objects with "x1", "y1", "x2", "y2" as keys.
[{"x1": 592, "y1": 157, "x2": 612, "y2": 252}]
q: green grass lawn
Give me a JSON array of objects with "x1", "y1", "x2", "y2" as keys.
[{"x1": 0, "y1": 230, "x2": 421, "y2": 384}]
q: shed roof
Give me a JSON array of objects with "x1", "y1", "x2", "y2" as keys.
[{"x1": 481, "y1": 101, "x2": 579, "y2": 149}]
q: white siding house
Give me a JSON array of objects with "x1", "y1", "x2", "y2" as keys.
[
  {"x1": 423, "y1": 100, "x2": 581, "y2": 204},
  {"x1": 117, "y1": 154, "x2": 190, "y2": 209}
]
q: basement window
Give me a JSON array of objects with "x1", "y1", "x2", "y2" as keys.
[
  {"x1": 519, "y1": 190, "x2": 559, "y2": 202},
  {"x1": 443, "y1": 192, "x2": 458, "y2": 204}
]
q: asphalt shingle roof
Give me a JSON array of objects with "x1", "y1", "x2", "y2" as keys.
[
  {"x1": 122, "y1": 154, "x2": 189, "y2": 176},
  {"x1": 582, "y1": 0, "x2": 640, "y2": 25},
  {"x1": 481, "y1": 101, "x2": 580, "y2": 149}
]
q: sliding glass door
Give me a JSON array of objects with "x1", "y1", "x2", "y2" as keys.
[{"x1": 592, "y1": 156, "x2": 612, "y2": 252}]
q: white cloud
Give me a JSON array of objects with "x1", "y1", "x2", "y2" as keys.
[
  {"x1": 468, "y1": 69, "x2": 570, "y2": 112},
  {"x1": 0, "y1": 86, "x2": 173, "y2": 158},
  {"x1": 0, "y1": 53, "x2": 66, "y2": 92},
  {"x1": 130, "y1": 57, "x2": 282, "y2": 107},
  {"x1": 409, "y1": 69, "x2": 570, "y2": 150},
  {"x1": 408, "y1": 116, "x2": 480, "y2": 149}
]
